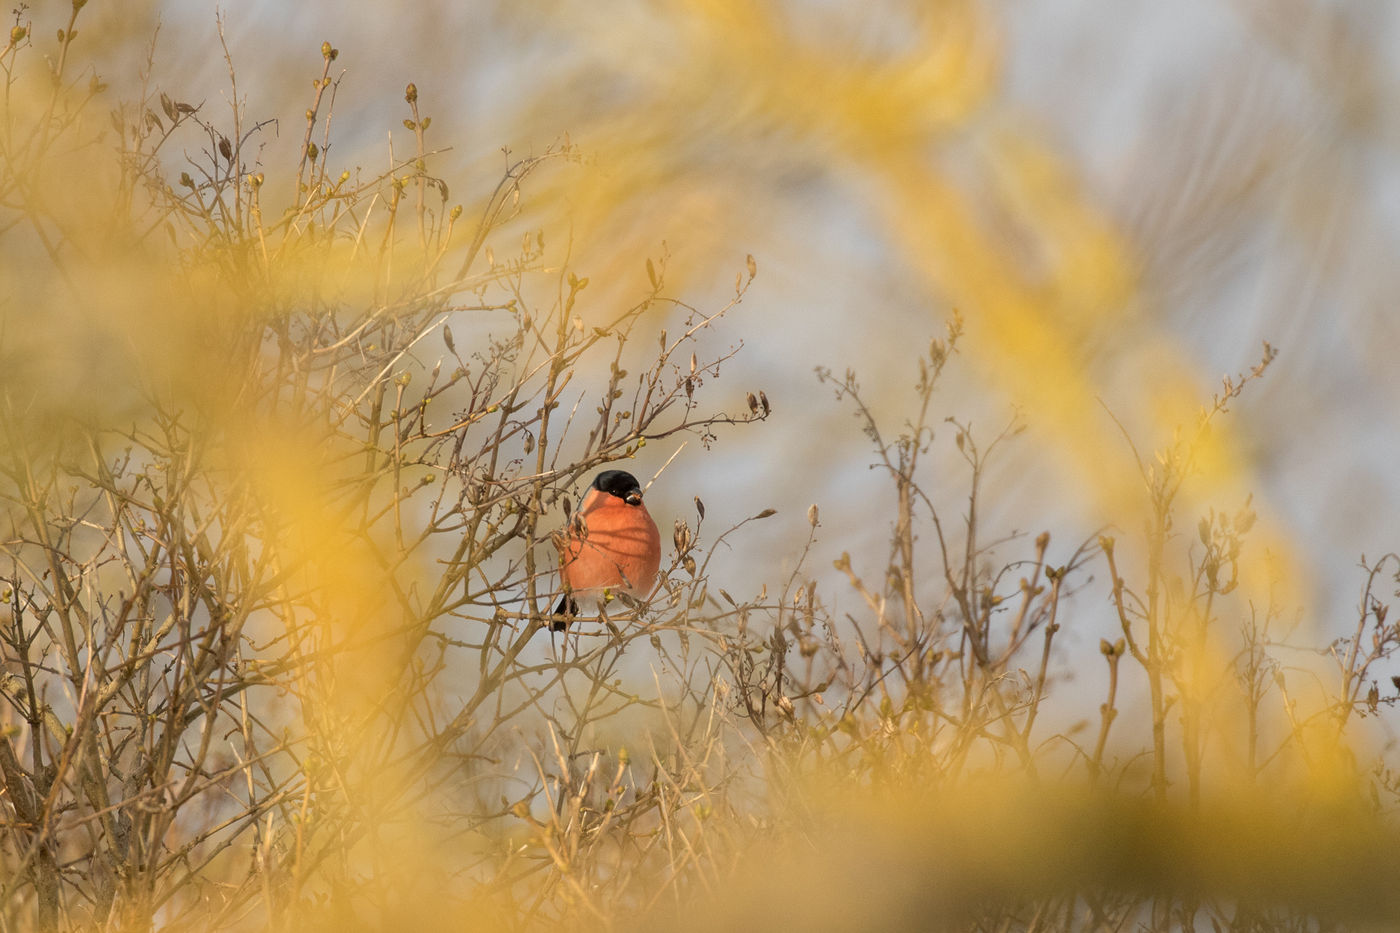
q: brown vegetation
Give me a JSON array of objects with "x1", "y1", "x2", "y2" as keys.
[{"x1": 2, "y1": 8, "x2": 1399, "y2": 932}]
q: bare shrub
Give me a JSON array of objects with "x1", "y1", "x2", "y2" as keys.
[{"x1": 2, "y1": 10, "x2": 1398, "y2": 933}]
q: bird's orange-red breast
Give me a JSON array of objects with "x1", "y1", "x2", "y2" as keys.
[{"x1": 553, "y1": 470, "x2": 661, "y2": 630}]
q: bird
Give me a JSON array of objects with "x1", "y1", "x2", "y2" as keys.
[{"x1": 552, "y1": 469, "x2": 661, "y2": 631}]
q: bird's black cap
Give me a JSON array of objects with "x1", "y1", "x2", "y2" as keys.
[{"x1": 593, "y1": 469, "x2": 643, "y2": 504}]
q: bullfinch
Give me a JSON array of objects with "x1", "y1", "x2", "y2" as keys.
[{"x1": 552, "y1": 469, "x2": 661, "y2": 631}]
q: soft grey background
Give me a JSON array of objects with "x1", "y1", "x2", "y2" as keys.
[{"x1": 88, "y1": 2, "x2": 1400, "y2": 656}]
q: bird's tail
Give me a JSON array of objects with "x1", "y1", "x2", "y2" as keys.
[{"x1": 550, "y1": 593, "x2": 577, "y2": 632}]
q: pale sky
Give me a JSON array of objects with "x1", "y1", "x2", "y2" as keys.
[{"x1": 97, "y1": 1, "x2": 1400, "y2": 646}]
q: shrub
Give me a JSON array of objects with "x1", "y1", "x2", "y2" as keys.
[{"x1": 1, "y1": 9, "x2": 1397, "y2": 932}]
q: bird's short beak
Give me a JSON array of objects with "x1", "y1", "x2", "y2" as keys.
[{"x1": 625, "y1": 491, "x2": 643, "y2": 506}]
